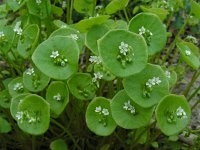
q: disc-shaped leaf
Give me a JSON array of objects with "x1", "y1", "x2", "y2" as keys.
[
  {"x1": 0, "y1": 117, "x2": 12, "y2": 133},
  {"x1": 26, "y1": 0, "x2": 51, "y2": 19},
  {"x1": 67, "y1": 73, "x2": 96, "y2": 100},
  {"x1": 23, "y1": 67, "x2": 50, "y2": 92},
  {"x1": 123, "y1": 64, "x2": 169, "y2": 108},
  {"x1": 111, "y1": 90, "x2": 153, "y2": 129},
  {"x1": 105, "y1": 0, "x2": 129, "y2": 15},
  {"x1": 17, "y1": 24, "x2": 39, "y2": 59},
  {"x1": 128, "y1": 12, "x2": 167, "y2": 56},
  {"x1": 17, "y1": 94, "x2": 50, "y2": 135},
  {"x1": 49, "y1": 27, "x2": 84, "y2": 53},
  {"x1": 75, "y1": 15, "x2": 110, "y2": 32},
  {"x1": 86, "y1": 25, "x2": 109, "y2": 55},
  {"x1": 98, "y1": 29, "x2": 148, "y2": 77},
  {"x1": 8, "y1": 77, "x2": 29, "y2": 98},
  {"x1": 50, "y1": 139, "x2": 68, "y2": 150},
  {"x1": 0, "y1": 26, "x2": 15, "y2": 54},
  {"x1": 156, "y1": 94, "x2": 191, "y2": 136},
  {"x1": 10, "y1": 93, "x2": 29, "y2": 120},
  {"x1": 6, "y1": 0, "x2": 26, "y2": 11},
  {"x1": 32, "y1": 36, "x2": 79, "y2": 80},
  {"x1": 176, "y1": 40, "x2": 200, "y2": 70},
  {"x1": 74, "y1": 0, "x2": 94, "y2": 16},
  {"x1": 0, "y1": 90, "x2": 11, "y2": 108},
  {"x1": 86, "y1": 97, "x2": 117, "y2": 136},
  {"x1": 46, "y1": 81, "x2": 69, "y2": 118}
]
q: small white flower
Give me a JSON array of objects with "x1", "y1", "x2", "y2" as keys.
[
  {"x1": 89, "y1": 56, "x2": 102, "y2": 64},
  {"x1": 16, "y1": 111, "x2": 23, "y2": 120},
  {"x1": 95, "y1": 5, "x2": 103, "y2": 9},
  {"x1": 119, "y1": 42, "x2": 129, "y2": 55},
  {"x1": 28, "y1": 117, "x2": 37, "y2": 123},
  {"x1": 176, "y1": 106, "x2": 187, "y2": 119},
  {"x1": 13, "y1": 83, "x2": 23, "y2": 91},
  {"x1": 70, "y1": 34, "x2": 78, "y2": 40},
  {"x1": 146, "y1": 77, "x2": 161, "y2": 88},
  {"x1": 26, "y1": 68, "x2": 34, "y2": 75},
  {"x1": 36, "y1": 0, "x2": 42, "y2": 4},
  {"x1": 95, "y1": 106, "x2": 102, "y2": 113},
  {"x1": 102, "y1": 108, "x2": 109, "y2": 116},
  {"x1": 50, "y1": 51, "x2": 59, "y2": 58},
  {"x1": 154, "y1": 77, "x2": 161, "y2": 85},
  {"x1": 139, "y1": 26, "x2": 146, "y2": 35},
  {"x1": 185, "y1": 50, "x2": 191, "y2": 56},
  {"x1": 61, "y1": 25, "x2": 67, "y2": 28},
  {"x1": 165, "y1": 70, "x2": 171, "y2": 79},
  {"x1": 186, "y1": 35, "x2": 198, "y2": 44},
  {"x1": 92, "y1": 72, "x2": 103, "y2": 82},
  {"x1": 123, "y1": 100, "x2": 136, "y2": 114},
  {"x1": 13, "y1": 21, "x2": 23, "y2": 35},
  {"x1": 53, "y1": 93, "x2": 62, "y2": 101},
  {"x1": 0, "y1": 31, "x2": 5, "y2": 38}
]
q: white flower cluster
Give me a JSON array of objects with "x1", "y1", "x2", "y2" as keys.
[
  {"x1": 16, "y1": 111, "x2": 40, "y2": 124},
  {"x1": 119, "y1": 42, "x2": 129, "y2": 55},
  {"x1": 95, "y1": 5, "x2": 103, "y2": 10},
  {"x1": 70, "y1": 34, "x2": 78, "y2": 41},
  {"x1": 53, "y1": 93, "x2": 62, "y2": 101},
  {"x1": 123, "y1": 100, "x2": 136, "y2": 114},
  {"x1": 13, "y1": 83, "x2": 23, "y2": 91},
  {"x1": 95, "y1": 106, "x2": 109, "y2": 116},
  {"x1": 13, "y1": 21, "x2": 23, "y2": 35},
  {"x1": 186, "y1": 35, "x2": 198, "y2": 44},
  {"x1": 146, "y1": 77, "x2": 161, "y2": 88},
  {"x1": 92, "y1": 72, "x2": 103, "y2": 83},
  {"x1": 36, "y1": 0, "x2": 42, "y2": 4},
  {"x1": 89, "y1": 56, "x2": 102, "y2": 65},
  {"x1": 0, "y1": 31, "x2": 5, "y2": 38},
  {"x1": 185, "y1": 50, "x2": 191, "y2": 56},
  {"x1": 176, "y1": 106, "x2": 187, "y2": 119},
  {"x1": 165, "y1": 70, "x2": 171, "y2": 79},
  {"x1": 139, "y1": 26, "x2": 153, "y2": 36},
  {"x1": 61, "y1": 25, "x2": 67, "y2": 28},
  {"x1": 50, "y1": 51, "x2": 59, "y2": 58},
  {"x1": 26, "y1": 68, "x2": 35, "y2": 76}
]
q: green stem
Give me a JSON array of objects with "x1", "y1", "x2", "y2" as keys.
[
  {"x1": 183, "y1": 71, "x2": 200, "y2": 97},
  {"x1": 123, "y1": 8, "x2": 129, "y2": 22},
  {"x1": 92, "y1": 0, "x2": 97, "y2": 16},
  {"x1": 188, "y1": 85, "x2": 200, "y2": 102},
  {"x1": 191, "y1": 99, "x2": 200, "y2": 110},
  {"x1": 32, "y1": 136, "x2": 36, "y2": 150},
  {"x1": 162, "y1": 15, "x2": 189, "y2": 64},
  {"x1": 50, "y1": 118, "x2": 81, "y2": 150},
  {"x1": 67, "y1": 0, "x2": 73, "y2": 24}
]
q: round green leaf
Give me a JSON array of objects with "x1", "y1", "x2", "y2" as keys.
[
  {"x1": 46, "y1": 81, "x2": 69, "y2": 118},
  {"x1": 26, "y1": 0, "x2": 51, "y2": 19},
  {"x1": 156, "y1": 94, "x2": 191, "y2": 136},
  {"x1": 86, "y1": 25, "x2": 109, "y2": 55},
  {"x1": 6, "y1": 0, "x2": 26, "y2": 11},
  {"x1": 111, "y1": 90, "x2": 153, "y2": 129},
  {"x1": 98, "y1": 29, "x2": 148, "y2": 77},
  {"x1": 74, "y1": 0, "x2": 94, "y2": 16},
  {"x1": 17, "y1": 94, "x2": 50, "y2": 135},
  {"x1": 8, "y1": 77, "x2": 29, "y2": 98},
  {"x1": 32, "y1": 36, "x2": 79, "y2": 80},
  {"x1": 50, "y1": 139, "x2": 68, "y2": 150},
  {"x1": 17, "y1": 24, "x2": 39, "y2": 59},
  {"x1": 49, "y1": 27, "x2": 84, "y2": 53},
  {"x1": 75, "y1": 15, "x2": 110, "y2": 33},
  {"x1": 0, "y1": 117, "x2": 12, "y2": 133},
  {"x1": 67, "y1": 73, "x2": 96, "y2": 100},
  {"x1": 128, "y1": 12, "x2": 167, "y2": 56},
  {"x1": 10, "y1": 93, "x2": 29, "y2": 120},
  {"x1": 176, "y1": 40, "x2": 200, "y2": 70},
  {"x1": 0, "y1": 90, "x2": 11, "y2": 108},
  {"x1": 105, "y1": 0, "x2": 129, "y2": 15},
  {"x1": 86, "y1": 97, "x2": 117, "y2": 136},
  {"x1": 123, "y1": 64, "x2": 169, "y2": 108},
  {"x1": 23, "y1": 66, "x2": 50, "y2": 92}
]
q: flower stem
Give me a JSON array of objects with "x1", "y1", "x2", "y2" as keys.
[
  {"x1": 123, "y1": 8, "x2": 129, "y2": 22},
  {"x1": 188, "y1": 85, "x2": 200, "y2": 102},
  {"x1": 67, "y1": 0, "x2": 73, "y2": 24}
]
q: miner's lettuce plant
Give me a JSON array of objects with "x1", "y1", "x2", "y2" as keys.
[{"x1": 0, "y1": 0, "x2": 200, "y2": 149}]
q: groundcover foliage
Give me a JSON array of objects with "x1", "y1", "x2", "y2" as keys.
[{"x1": 0, "y1": 0, "x2": 200, "y2": 149}]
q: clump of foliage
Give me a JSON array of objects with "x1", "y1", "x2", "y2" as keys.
[{"x1": 0, "y1": 0, "x2": 200, "y2": 149}]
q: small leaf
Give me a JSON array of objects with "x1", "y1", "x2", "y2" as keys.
[
  {"x1": 0, "y1": 117, "x2": 12, "y2": 133},
  {"x1": 50, "y1": 139, "x2": 68, "y2": 150},
  {"x1": 46, "y1": 81, "x2": 69, "y2": 118},
  {"x1": 105, "y1": 0, "x2": 129, "y2": 15},
  {"x1": 86, "y1": 97, "x2": 117, "y2": 136},
  {"x1": 6, "y1": 0, "x2": 26, "y2": 12},
  {"x1": 0, "y1": 90, "x2": 11, "y2": 108},
  {"x1": 156, "y1": 94, "x2": 191, "y2": 136},
  {"x1": 74, "y1": 0, "x2": 94, "y2": 16},
  {"x1": 190, "y1": 0, "x2": 200, "y2": 19}
]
